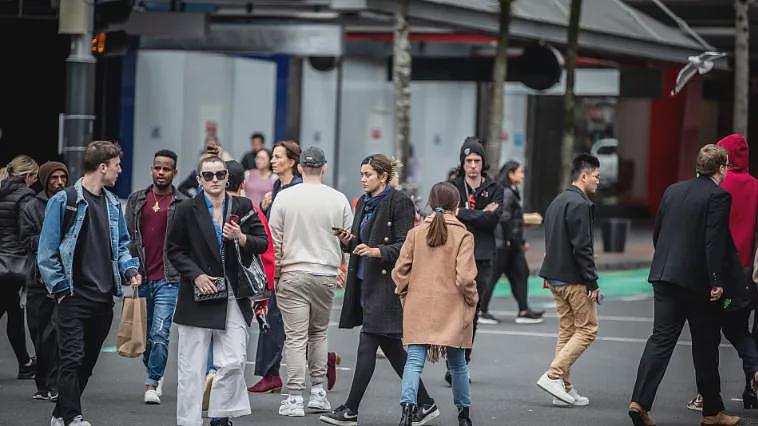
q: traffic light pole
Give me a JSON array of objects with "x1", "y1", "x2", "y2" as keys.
[{"x1": 59, "y1": 0, "x2": 96, "y2": 180}]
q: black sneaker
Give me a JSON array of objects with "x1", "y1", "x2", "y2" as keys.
[
  {"x1": 477, "y1": 312, "x2": 500, "y2": 325},
  {"x1": 33, "y1": 390, "x2": 51, "y2": 400},
  {"x1": 320, "y1": 405, "x2": 358, "y2": 426},
  {"x1": 458, "y1": 407, "x2": 472, "y2": 426},
  {"x1": 515, "y1": 309, "x2": 544, "y2": 324},
  {"x1": 209, "y1": 418, "x2": 231, "y2": 426},
  {"x1": 412, "y1": 402, "x2": 440, "y2": 426},
  {"x1": 17, "y1": 358, "x2": 37, "y2": 380},
  {"x1": 49, "y1": 390, "x2": 59, "y2": 402}
]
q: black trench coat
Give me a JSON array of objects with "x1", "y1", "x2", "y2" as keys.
[{"x1": 338, "y1": 188, "x2": 415, "y2": 335}]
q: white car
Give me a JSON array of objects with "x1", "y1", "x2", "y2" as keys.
[{"x1": 591, "y1": 138, "x2": 618, "y2": 187}]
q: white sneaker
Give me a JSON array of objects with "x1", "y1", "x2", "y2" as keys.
[
  {"x1": 537, "y1": 372, "x2": 575, "y2": 404},
  {"x1": 307, "y1": 387, "x2": 332, "y2": 412},
  {"x1": 68, "y1": 416, "x2": 92, "y2": 426},
  {"x1": 144, "y1": 388, "x2": 161, "y2": 405},
  {"x1": 279, "y1": 395, "x2": 305, "y2": 417},
  {"x1": 552, "y1": 388, "x2": 589, "y2": 406},
  {"x1": 156, "y1": 377, "x2": 164, "y2": 397},
  {"x1": 50, "y1": 417, "x2": 64, "y2": 426}
]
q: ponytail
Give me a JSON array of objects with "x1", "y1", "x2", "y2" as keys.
[
  {"x1": 0, "y1": 166, "x2": 8, "y2": 184},
  {"x1": 426, "y1": 208, "x2": 448, "y2": 247}
]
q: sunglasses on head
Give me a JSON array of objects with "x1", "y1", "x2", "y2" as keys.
[{"x1": 200, "y1": 170, "x2": 228, "y2": 182}]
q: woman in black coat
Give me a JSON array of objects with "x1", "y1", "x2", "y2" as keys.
[
  {"x1": 0, "y1": 155, "x2": 38, "y2": 379},
  {"x1": 483, "y1": 161, "x2": 544, "y2": 324},
  {"x1": 166, "y1": 157, "x2": 268, "y2": 426},
  {"x1": 320, "y1": 154, "x2": 438, "y2": 426}
]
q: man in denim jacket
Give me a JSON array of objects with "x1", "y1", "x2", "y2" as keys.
[{"x1": 38, "y1": 141, "x2": 141, "y2": 426}]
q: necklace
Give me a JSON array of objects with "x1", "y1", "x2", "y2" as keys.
[{"x1": 151, "y1": 190, "x2": 171, "y2": 212}]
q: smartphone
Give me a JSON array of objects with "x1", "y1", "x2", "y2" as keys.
[
  {"x1": 229, "y1": 214, "x2": 240, "y2": 225},
  {"x1": 331, "y1": 226, "x2": 348, "y2": 233}
]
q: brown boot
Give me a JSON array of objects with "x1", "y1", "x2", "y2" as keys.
[
  {"x1": 701, "y1": 412, "x2": 742, "y2": 425},
  {"x1": 628, "y1": 402, "x2": 656, "y2": 426}
]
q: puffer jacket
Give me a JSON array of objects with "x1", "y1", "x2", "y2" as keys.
[
  {"x1": 495, "y1": 185, "x2": 525, "y2": 249},
  {"x1": 0, "y1": 176, "x2": 35, "y2": 256}
]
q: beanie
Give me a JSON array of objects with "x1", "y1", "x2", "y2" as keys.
[{"x1": 38, "y1": 161, "x2": 68, "y2": 189}]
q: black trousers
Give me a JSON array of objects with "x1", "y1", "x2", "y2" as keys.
[
  {"x1": 485, "y1": 246, "x2": 530, "y2": 313},
  {"x1": 466, "y1": 260, "x2": 493, "y2": 364},
  {"x1": 0, "y1": 276, "x2": 31, "y2": 366},
  {"x1": 722, "y1": 305, "x2": 758, "y2": 379},
  {"x1": 345, "y1": 331, "x2": 433, "y2": 411},
  {"x1": 26, "y1": 285, "x2": 58, "y2": 392},
  {"x1": 631, "y1": 283, "x2": 724, "y2": 416},
  {"x1": 254, "y1": 292, "x2": 284, "y2": 377},
  {"x1": 52, "y1": 295, "x2": 113, "y2": 423}
]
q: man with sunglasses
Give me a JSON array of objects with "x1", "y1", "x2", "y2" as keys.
[
  {"x1": 167, "y1": 155, "x2": 268, "y2": 426},
  {"x1": 125, "y1": 149, "x2": 187, "y2": 405}
]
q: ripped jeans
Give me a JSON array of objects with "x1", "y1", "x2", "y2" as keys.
[{"x1": 139, "y1": 279, "x2": 178, "y2": 386}]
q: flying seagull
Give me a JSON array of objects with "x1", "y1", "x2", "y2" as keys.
[{"x1": 671, "y1": 51, "x2": 727, "y2": 96}]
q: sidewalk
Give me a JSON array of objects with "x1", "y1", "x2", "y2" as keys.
[{"x1": 523, "y1": 222, "x2": 654, "y2": 273}]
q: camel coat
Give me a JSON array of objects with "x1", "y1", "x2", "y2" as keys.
[{"x1": 392, "y1": 214, "x2": 479, "y2": 348}]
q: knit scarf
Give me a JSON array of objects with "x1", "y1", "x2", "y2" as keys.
[{"x1": 359, "y1": 185, "x2": 390, "y2": 242}]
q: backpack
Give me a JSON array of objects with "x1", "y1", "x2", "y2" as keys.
[{"x1": 60, "y1": 186, "x2": 77, "y2": 238}]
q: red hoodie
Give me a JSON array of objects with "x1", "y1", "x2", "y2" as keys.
[
  {"x1": 254, "y1": 205, "x2": 276, "y2": 291},
  {"x1": 717, "y1": 134, "x2": 758, "y2": 267}
]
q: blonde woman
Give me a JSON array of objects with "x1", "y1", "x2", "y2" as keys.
[{"x1": 0, "y1": 155, "x2": 39, "y2": 379}]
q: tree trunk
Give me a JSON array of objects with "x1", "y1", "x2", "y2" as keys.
[
  {"x1": 734, "y1": 0, "x2": 750, "y2": 136},
  {"x1": 560, "y1": 0, "x2": 583, "y2": 189},
  {"x1": 393, "y1": 0, "x2": 412, "y2": 183},
  {"x1": 485, "y1": 0, "x2": 514, "y2": 173}
]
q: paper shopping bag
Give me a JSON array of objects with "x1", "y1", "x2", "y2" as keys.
[{"x1": 117, "y1": 286, "x2": 147, "y2": 358}]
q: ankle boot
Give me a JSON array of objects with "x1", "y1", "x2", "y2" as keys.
[
  {"x1": 458, "y1": 406, "x2": 472, "y2": 426},
  {"x1": 399, "y1": 403, "x2": 415, "y2": 426}
]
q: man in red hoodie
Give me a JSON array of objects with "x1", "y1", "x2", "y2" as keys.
[{"x1": 687, "y1": 134, "x2": 758, "y2": 412}]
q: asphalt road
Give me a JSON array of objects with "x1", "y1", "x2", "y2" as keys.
[{"x1": 1, "y1": 292, "x2": 756, "y2": 426}]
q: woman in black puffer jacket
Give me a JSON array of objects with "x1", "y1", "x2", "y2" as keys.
[{"x1": 0, "y1": 155, "x2": 39, "y2": 379}]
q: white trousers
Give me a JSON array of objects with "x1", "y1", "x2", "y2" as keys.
[{"x1": 176, "y1": 299, "x2": 251, "y2": 426}]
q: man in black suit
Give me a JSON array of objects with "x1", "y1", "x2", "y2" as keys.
[{"x1": 629, "y1": 144, "x2": 743, "y2": 426}]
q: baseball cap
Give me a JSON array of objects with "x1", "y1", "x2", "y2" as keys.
[{"x1": 301, "y1": 146, "x2": 327, "y2": 167}]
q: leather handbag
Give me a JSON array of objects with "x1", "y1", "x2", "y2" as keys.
[
  {"x1": 235, "y1": 210, "x2": 269, "y2": 302},
  {"x1": 194, "y1": 242, "x2": 228, "y2": 303}
]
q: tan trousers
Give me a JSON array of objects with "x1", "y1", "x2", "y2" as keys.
[
  {"x1": 547, "y1": 283, "x2": 599, "y2": 388},
  {"x1": 277, "y1": 271, "x2": 336, "y2": 394}
]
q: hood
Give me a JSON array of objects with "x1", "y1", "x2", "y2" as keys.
[
  {"x1": 0, "y1": 176, "x2": 28, "y2": 198},
  {"x1": 717, "y1": 133, "x2": 749, "y2": 173}
]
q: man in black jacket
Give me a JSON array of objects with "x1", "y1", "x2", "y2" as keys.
[
  {"x1": 628, "y1": 145, "x2": 742, "y2": 426},
  {"x1": 20, "y1": 161, "x2": 68, "y2": 401},
  {"x1": 452, "y1": 137, "x2": 503, "y2": 363},
  {"x1": 537, "y1": 154, "x2": 600, "y2": 408},
  {"x1": 124, "y1": 149, "x2": 186, "y2": 405}
]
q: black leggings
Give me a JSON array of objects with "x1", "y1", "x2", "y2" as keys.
[
  {"x1": 345, "y1": 331, "x2": 433, "y2": 411},
  {"x1": 484, "y1": 247, "x2": 530, "y2": 313},
  {"x1": 0, "y1": 276, "x2": 31, "y2": 366}
]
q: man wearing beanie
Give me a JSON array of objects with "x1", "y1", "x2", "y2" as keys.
[
  {"x1": 452, "y1": 137, "x2": 503, "y2": 370},
  {"x1": 19, "y1": 161, "x2": 68, "y2": 401}
]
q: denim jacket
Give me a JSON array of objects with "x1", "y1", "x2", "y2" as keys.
[{"x1": 37, "y1": 178, "x2": 140, "y2": 297}]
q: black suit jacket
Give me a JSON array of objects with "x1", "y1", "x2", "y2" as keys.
[
  {"x1": 167, "y1": 194, "x2": 268, "y2": 329},
  {"x1": 649, "y1": 176, "x2": 744, "y2": 302},
  {"x1": 338, "y1": 188, "x2": 415, "y2": 335}
]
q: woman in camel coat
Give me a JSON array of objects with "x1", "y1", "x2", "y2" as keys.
[{"x1": 392, "y1": 182, "x2": 478, "y2": 426}]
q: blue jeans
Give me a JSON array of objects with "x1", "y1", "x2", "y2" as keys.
[
  {"x1": 139, "y1": 279, "x2": 178, "y2": 386},
  {"x1": 401, "y1": 345, "x2": 470, "y2": 408}
]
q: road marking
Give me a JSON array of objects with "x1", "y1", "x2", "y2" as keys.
[
  {"x1": 476, "y1": 329, "x2": 733, "y2": 348},
  {"x1": 245, "y1": 361, "x2": 351, "y2": 371},
  {"x1": 489, "y1": 310, "x2": 653, "y2": 322}
]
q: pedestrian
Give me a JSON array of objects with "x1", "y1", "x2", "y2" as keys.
[
  {"x1": 19, "y1": 161, "x2": 68, "y2": 401},
  {"x1": 484, "y1": 160, "x2": 544, "y2": 324},
  {"x1": 38, "y1": 141, "x2": 142, "y2": 426},
  {"x1": 320, "y1": 154, "x2": 439, "y2": 426},
  {"x1": 249, "y1": 140, "x2": 302, "y2": 395},
  {"x1": 177, "y1": 139, "x2": 231, "y2": 196},
  {"x1": 629, "y1": 144, "x2": 743, "y2": 426},
  {"x1": 167, "y1": 155, "x2": 269, "y2": 426},
  {"x1": 451, "y1": 137, "x2": 502, "y2": 372},
  {"x1": 243, "y1": 148, "x2": 276, "y2": 207},
  {"x1": 268, "y1": 146, "x2": 353, "y2": 417},
  {"x1": 536, "y1": 153, "x2": 600, "y2": 407},
  {"x1": 685, "y1": 133, "x2": 758, "y2": 412},
  {"x1": 241, "y1": 132, "x2": 266, "y2": 170},
  {"x1": 393, "y1": 182, "x2": 478, "y2": 426},
  {"x1": 0, "y1": 155, "x2": 39, "y2": 381},
  {"x1": 124, "y1": 149, "x2": 187, "y2": 405}
]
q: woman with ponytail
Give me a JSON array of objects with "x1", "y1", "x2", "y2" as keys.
[
  {"x1": 393, "y1": 182, "x2": 478, "y2": 426},
  {"x1": 0, "y1": 155, "x2": 39, "y2": 379},
  {"x1": 321, "y1": 154, "x2": 439, "y2": 426}
]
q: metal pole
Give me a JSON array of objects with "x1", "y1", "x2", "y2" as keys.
[
  {"x1": 332, "y1": 58, "x2": 343, "y2": 189},
  {"x1": 62, "y1": 34, "x2": 96, "y2": 181}
]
